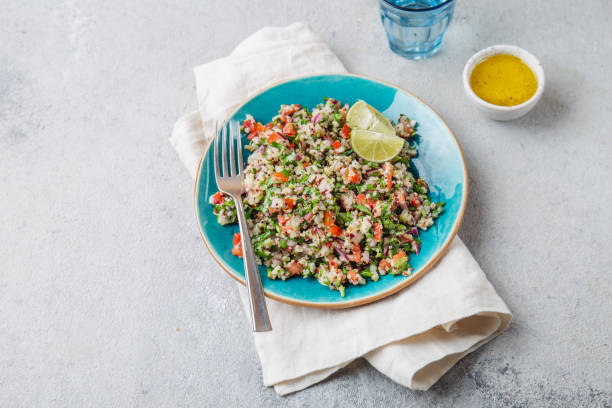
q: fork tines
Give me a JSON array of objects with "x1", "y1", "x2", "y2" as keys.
[{"x1": 214, "y1": 120, "x2": 243, "y2": 180}]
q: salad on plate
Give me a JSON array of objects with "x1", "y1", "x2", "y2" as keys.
[{"x1": 209, "y1": 98, "x2": 444, "y2": 296}]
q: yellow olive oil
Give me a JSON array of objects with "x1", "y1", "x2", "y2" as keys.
[{"x1": 469, "y1": 54, "x2": 537, "y2": 106}]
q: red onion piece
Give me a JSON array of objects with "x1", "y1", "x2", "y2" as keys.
[
  {"x1": 335, "y1": 247, "x2": 349, "y2": 262},
  {"x1": 411, "y1": 227, "x2": 419, "y2": 236},
  {"x1": 313, "y1": 114, "x2": 321, "y2": 124}
]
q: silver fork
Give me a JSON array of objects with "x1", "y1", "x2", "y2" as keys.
[{"x1": 214, "y1": 120, "x2": 272, "y2": 332}]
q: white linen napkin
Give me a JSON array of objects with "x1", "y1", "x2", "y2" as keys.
[{"x1": 170, "y1": 22, "x2": 512, "y2": 395}]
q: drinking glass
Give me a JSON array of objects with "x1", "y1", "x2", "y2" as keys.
[{"x1": 379, "y1": 0, "x2": 456, "y2": 60}]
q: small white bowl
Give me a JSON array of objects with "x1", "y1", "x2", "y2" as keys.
[{"x1": 462, "y1": 45, "x2": 545, "y2": 121}]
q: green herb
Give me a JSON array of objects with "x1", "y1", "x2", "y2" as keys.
[
  {"x1": 382, "y1": 218, "x2": 395, "y2": 230},
  {"x1": 432, "y1": 202, "x2": 445, "y2": 218},
  {"x1": 337, "y1": 212, "x2": 352, "y2": 225},
  {"x1": 393, "y1": 156, "x2": 411, "y2": 166},
  {"x1": 299, "y1": 203, "x2": 313, "y2": 216},
  {"x1": 414, "y1": 184, "x2": 426, "y2": 194},
  {"x1": 354, "y1": 203, "x2": 372, "y2": 215}
]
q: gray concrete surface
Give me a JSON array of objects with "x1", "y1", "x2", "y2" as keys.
[{"x1": 1, "y1": 0, "x2": 611, "y2": 406}]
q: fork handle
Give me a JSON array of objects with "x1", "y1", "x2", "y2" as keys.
[{"x1": 234, "y1": 196, "x2": 272, "y2": 332}]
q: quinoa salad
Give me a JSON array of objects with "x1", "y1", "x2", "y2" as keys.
[{"x1": 209, "y1": 98, "x2": 444, "y2": 297}]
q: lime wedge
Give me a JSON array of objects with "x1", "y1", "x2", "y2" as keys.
[
  {"x1": 346, "y1": 100, "x2": 395, "y2": 137},
  {"x1": 347, "y1": 101, "x2": 404, "y2": 162},
  {"x1": 351, "y1": 129, "x2": 404, "y2": 163}
]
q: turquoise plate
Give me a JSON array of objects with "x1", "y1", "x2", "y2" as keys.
[{"x1": 195, "y1": 73, "x2": 467, "y2": 308}]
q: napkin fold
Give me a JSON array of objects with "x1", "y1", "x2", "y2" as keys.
[{"x1": 170, "y1": 22, "x2": 511, "y2": 395}]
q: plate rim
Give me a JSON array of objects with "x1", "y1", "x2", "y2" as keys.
[{"x1": 193, "y1": 72, "x2": 469, "y2": 309}]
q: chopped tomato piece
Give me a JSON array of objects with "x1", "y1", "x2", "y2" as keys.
[
  {"x1": 379, "y1": 259, "x2": 391, "y2": 272},
  {"x1": 243, "y1": 119, "x2": 254, "y2": 129},
  {"x1": 247, "y1": 132, "x2": 257, "y2": 141},
  {"x1": 267, "y1": 133, "x2": 279, "y2": 143},
  {"x1": 409, "y1": 196, "x2": 421, "y2": 208},
  {"x1": 341, "y1": 124, "x2": 351, "y2": 139},
  {"x1": 329, "y1": 224, "x2": 343, "y2": 237},
  {"x1": 373, "y1": 223, "x2": 383, "y2": 242},
  {"x1": 357, "y1": 193, "x2": 374, "y2": 207},
  {"x1": 277, "y1": 214, "x2": 289, "y2": 226},
  {"x1": 343, "y1": 168, "x2": 361, "y2": 184},
  {"x1": 281, "y1": 224, "x2": 293, "y2": 235},
  {"x1": 273, "y1": 172, "x2": 289, "y2": 182},
  {"x1": 347, "y1": 269, "x2": 360, "y2": 285},
  {"x1": 283, "y1": 198, "x2": 295, "y2": 211},
  {"x1": 231, "y1": 234, "x2": 243, "y2": 257},
  {"x1": 392, "y1": 250, "x2": 408, "y2": 262},
  {"x1": 395, "y1": 191, "x2": 406, "y2": 207},
  {"x1": 287, "y1": 142, "x2": 295, "y2": 149},
  {"x1": 384, "y1": 162, "x2": 393, "y2": 190},
  {"x1": 304, "y1": 213, "x2": 314, "y2": 222},
  {"x1": 351, "y1": 244, "x2": 362, "y2": 263},
  {"x1": 287, "y1": 262, "x2": 303, "y2": 276},
  {"x1": 329, "y1": 260, "x2": 338, "y2": 271},
  {"x1": 324, "y1": 211, "x2": 335, "y2": 227},
  {"x1": 211, "y1": 192, "x2": 224, "y2": 205},
  {"x1": 282, "y1": 123, "x2": 295, "y2": 135},
  {"x1": 256, "y1": 122, "x2": 265, "y2": 132},
  {"x1": 332, "y1": 140, "x2": 342, "y2": 150}
]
